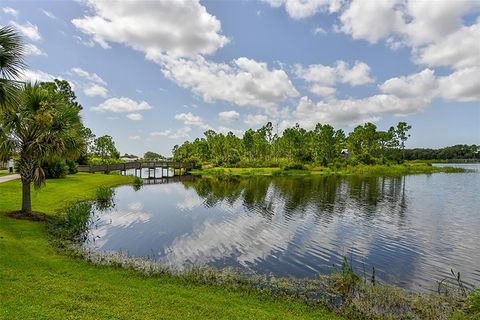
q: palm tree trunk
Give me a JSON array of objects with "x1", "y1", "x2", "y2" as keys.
[{"x1": 21, "y1": 180, "x2": 32, "y2": 214}]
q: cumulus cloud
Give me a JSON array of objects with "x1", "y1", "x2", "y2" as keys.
[
  {"x1": 263, "y1": 0, "x2": 344, "y2": 19},
  {"x1": 126, "y1": 113, "x2": 143, "y2": 121},
  {"x1": 71, "y1": 67, "x2": 107, "y2": 86},
  {"x1": 175, "y1": 112, "x2": 211, "y2": 129},
  {"x1": 3, "y1": 7, "x2": 19, "y2": 17},
  {"x1": 161, "y1": 56, "x2": 299, "y2": 109},
  {"x1": 413, "y1": 21, "x2": 480, "y2": 70},
  {"x1": 379, "y1": 69, "x2": 438, "y2": 99},
  {"x1": 152, "y1": 127, "x2": 192, "y2": 139},
  {"x1": 437, "y1": 67, "x2": 480, "y2": 102},
  {"x1": 294, "y1": 60, "x2": 374, "y2": 97},
  {"x1": 83, "y1": 83, "x2": 108, "y2": 97},
  {"x1": 244, "y1": 114, "x2": 269, "y2": 126},
  {"x1": 24, "y1": 43, "x2": 46, "y2": 56},
  {"x1": 291, "y1": 66, "x2": 480, "y2": 128},
  {"x1": 72, "y1": 0, "x2": 229, "y2": 57},
  {"x1": 93, "y1": 97, "x2": 152, "y2": 113},
  {"x1": 10, "y1": 21, "x2": 41, "y2": 41},
  {"x1": 218, "y1": 110, "x2": 240, "y2": 122}
]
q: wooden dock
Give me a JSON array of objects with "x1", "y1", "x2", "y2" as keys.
[{"x1": 77, "y1": 161, "x2": 195, "y2": 178}]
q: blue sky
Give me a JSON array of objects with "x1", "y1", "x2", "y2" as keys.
[{"x1": 1, "y1": 0, "x2": 479, "y2": 156}]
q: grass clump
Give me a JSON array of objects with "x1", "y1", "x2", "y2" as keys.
[
  {"x1": 132, "y1": 175, "x2": 144, "y2": 191},
  {"x1": 95, "y1": 185, "x2": 115, "y2": 208}
]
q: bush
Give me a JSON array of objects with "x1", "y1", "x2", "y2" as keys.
[
  {"x1": 43, "y1": 158, "x2": 69, "y2": 178},
  {"x1": 66, "y1": 160, "x2": 78, "y2": 174}
]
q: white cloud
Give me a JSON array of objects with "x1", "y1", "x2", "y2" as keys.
[
  {"x1": 291, "y1": 66, "x2": 480, "y2": 128},
  {"x1": 161, "y1": 56, "x2": 299, "y2": 109},
  {"x1": 72, "y1": 0, "x2": 229, "y2": 57},
  {"x1": 83, "y1": 83, "x2": 108, "y2": 97},
  {"x1": 126, "y1": 113, "x2": 143, "y2": 121},
  {"x1": 413, "y1": 21, "x2": 480, "y2": 70},
  {"x1": 244, "y1": 114, "x2": 269, "y2": 126},
  {"x1": 128, "y1": 135, "x2": 141, "y2": 140},
  {"x1": 41, "y1": 9, "x2": 56, "y2": 19},
  {"x1": 310, "y1": 84, "x2": 336, "y2": 97},
  {"x1": 313, "y1": 26, "x2": 327, "y2": 35},
  {"x1": 379, "y1": 69, "x2": 438, "y2": 99},
  {"x1": 93, "y1": 97, "x2": 152, "y2": 113},
  {"x1": 438, "y1": 67, "x2": 480, "y2": 102},
  {"x1": 294, "y1": 60, "x2": 374, "y2": 97},
  {"x1": 337, "y1": 0, "x2": 480, "y2": 69},
  {"x1": 264, "y1": 0, "x2": 344, "y2": 19},
  {"x1": 3, "y1": 7, "x2": 19, "y2": 17},
  {"x1": 175, "y1": 112, "x2": 210, "y2": 129},
  {"x1": 167, "y1": 127, "x2": 192, "y2": 139},
  {"x1": 218, "y1": 110, "x2": 240, "y2": 122},
  {"x1": 71, "y1": 67, "x2": 107, "y2": 86},
  {"x1": 10, "y1": 21, "x2": 41, "y2": 41},
  {"x1": 24, "y1": 43, "x2": 46, "y2": 56},
  {"x1": 150, "y1": 130, "x2": 171, "y2": 137},
  {"x1": 175, "y1": 112, "x2": 203, "y2": 125},
  {"x1": 20, "y1": 69, "x2": 55, "y2": 83},
  {"x1": 338, "y1": 0, "x2": 405, "y2": 43}
]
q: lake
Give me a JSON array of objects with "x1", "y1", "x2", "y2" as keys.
[{"x1": 84, "y1": 164, "x2": 480, "y2": 291}]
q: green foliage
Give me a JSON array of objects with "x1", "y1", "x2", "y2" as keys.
[
  {"x1": 92, "y1": 135, "x2": 120, "y2": 163},
  {"x1": 95, "y1": 185, "x2": 115, "y2": 209},
  {"x1": 143, "y1": 151, "x2": 164, "y2": 160},
  {"x1": 43, "y1": 158, "x2": 69, "y2": 179},
  {"x1": 0, "y1": 82, "x2": 86, "y2": 214},
  {"x1": 64, "y1": 201, "x2": 93, "y2": 240},
  {"x1": 467, "y1": 289, "x2": 480, "y2": 316},
  {"x1": 132, "y1": 176, "x2": 143, "y2": 191},
  {"x1": 172, "y1": 121, "x2": 415, "y2": 168}
]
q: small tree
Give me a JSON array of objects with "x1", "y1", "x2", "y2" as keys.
[
  {"x1": 93, "y1": 135, "x2": 119, "y2": 162},
  {"x1": 0, "y1": 83, "x2": 85, "y2": 215}
]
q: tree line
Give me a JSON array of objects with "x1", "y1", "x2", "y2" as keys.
[
  {"x1": 405, "y1": 144, "x2": 479, "y2": 161},
  {"x1": 172, "y1": 122, "x2": 413, "y2": 167}
]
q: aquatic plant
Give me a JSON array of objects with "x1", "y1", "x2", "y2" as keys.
[
  {"x1": 132, "y1": 176, "x2": 143, "y2": 191},
  {"x1": 62, "y1": 201, "x2": 93, "y2": 241},
  {"x1": 95, "y1": 185, "x2": 115, "y2": 209}
]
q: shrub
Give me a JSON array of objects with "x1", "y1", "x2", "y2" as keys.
[
  {"x1": 43, "y1": 158, "x2": 69, "y2": 178},
  {"x1": 66, "y1": 160, "x2": 78, "y2": 174}
]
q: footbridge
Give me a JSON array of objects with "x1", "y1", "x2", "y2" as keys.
[{"x1": 77, "y1": 161, "x2": 195, "y2": 178}]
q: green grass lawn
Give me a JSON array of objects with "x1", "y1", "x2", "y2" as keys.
[{"x1": 0, "y1": 173, "x2": 340, "y2": 320}]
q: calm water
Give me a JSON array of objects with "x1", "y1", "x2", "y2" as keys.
[{"x1": 85, "y1": 164, "x2": 480, "y2": 291}]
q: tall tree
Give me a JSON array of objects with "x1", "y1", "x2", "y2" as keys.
[
  {"x1": 0, "y1": 83, "x2": 85, "y2": 214},
  {"x1": 93, "y1": 135, "x2": 119, "y2": 162},
  {"x1": 0, "y1": 26, "x2": 25, "y2": 110}
]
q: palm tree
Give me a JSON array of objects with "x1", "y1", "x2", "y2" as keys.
[
  {"x1": 0, "y1": 26, "x2": 26, "y2": 109},
  {"x1": 0, "y1": 83, "x2": 85, "y2": 215}
]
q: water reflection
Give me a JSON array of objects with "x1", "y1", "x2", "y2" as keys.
[{"x1": 85, "y1": 165, "x2": 480, "y2": 291}]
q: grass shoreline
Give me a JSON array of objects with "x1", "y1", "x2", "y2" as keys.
[
  {"x1": 1, "y1": 173, "x2": 478, "y2": 319},
  {"x1": 191, "y1": 162, "x2": 467, "y2": 177}
]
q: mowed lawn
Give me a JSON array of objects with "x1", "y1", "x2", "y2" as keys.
[{"x1": 0, "y1": 173, "x2": 340, "y2": 320}]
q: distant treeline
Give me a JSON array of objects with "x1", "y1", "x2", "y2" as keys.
[
  {"x1": 173, "y1": 122, "x2": 414, "y2": 167},
  {"x1": 405, "y1": 144, "x2": 479, "y2": 161}
]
